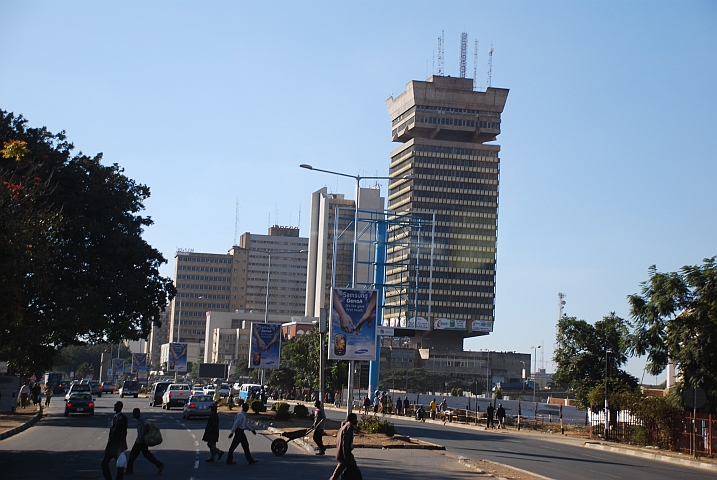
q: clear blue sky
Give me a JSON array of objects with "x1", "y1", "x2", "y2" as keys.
[{"x1": 3, "y1": 1, "x2": 716, "y2": 381}]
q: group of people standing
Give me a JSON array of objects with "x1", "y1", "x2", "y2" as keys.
[{"x1": 18, "y1": 382, "x2": 44, "y2": 408}]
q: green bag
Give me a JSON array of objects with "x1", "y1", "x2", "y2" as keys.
[{"x1": 144, "y1": 421, "x2": 162, "y2": 447}]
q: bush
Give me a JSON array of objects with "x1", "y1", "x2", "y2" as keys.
[
  {"x1": 272, "y1": 402, "x2": 291, "y2": 421},
  {"x1": 357, "y1": 415, "x2": 396, "y2": 436},
  {"x1": 250, "y1": 400, "x2": 266, "y2": 413},
  {"x1": 293, "y1": 404, "x2": 310, "y2": 418}
]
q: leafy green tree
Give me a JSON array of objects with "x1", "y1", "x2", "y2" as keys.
[
  {"x1": 628, "y1": 258, "x2": 717, "y2": 408},
  {"x1": 553, "y1": 313, "x2": 638, "y2": 409},
  {"x1": 0, "y1": 111, "x2": 175, "y2": 374},
  {"x1": 75, "y1": 362, "x2": 95, "y2": 379}
]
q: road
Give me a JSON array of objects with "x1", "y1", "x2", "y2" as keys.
[{"x1": 323, "y1": 407, "x2": 713, "y2": 480}]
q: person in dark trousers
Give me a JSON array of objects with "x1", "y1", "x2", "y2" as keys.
[
  {"x1": 203, "y1": 403, "x2": 224, "y2": 462},
  {"x1": 403, "y1": 397, "x2": 410, "y2": 416},
  {"x1": 496, "y1": 403, "x2": 506, "y2": 429},
  {"x1": 101, "y1": 401, "x2": 129, "y2": 480},
  {"x1": 329, "y1": 413, "x2": 358, "y2": 480},
  {"x1": 313, "y1": 400, "x2": 326, "y2": 455},
  {"x1": 125, "y1": 408, "x2": 164, "y2": 475},
  {"x1": 486, "y1": 403, "x2": 495, "y2": 429},
  {"x1": 226, "y1": 402, "x2": 258, "y2": 465}
]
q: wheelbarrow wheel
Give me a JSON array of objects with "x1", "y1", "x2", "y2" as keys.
[{"x1": 271, "y1": 438, "x2": 288, "y2": 456}]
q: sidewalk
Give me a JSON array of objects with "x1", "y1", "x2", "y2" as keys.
[{"x1": 0, "y1": 403, "x2": 43, "y2": 440}]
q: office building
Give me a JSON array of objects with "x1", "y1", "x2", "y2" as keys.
[{"x1": 385, "y1": 76, "x2": 509, "y2": 352}]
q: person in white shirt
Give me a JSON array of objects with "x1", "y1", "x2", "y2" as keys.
[{"x1": 226, "y1": 402, "x2": 259, "y2": 465}]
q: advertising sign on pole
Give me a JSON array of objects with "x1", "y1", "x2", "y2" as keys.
[
  {"x1": 249, "y1": 323, "x2": 281, "y2": 369},
  {"x1": 131, "y1": 353, "x2": 147, "y2": 374},
  {"x1": 329, "y1": 288, "x2": 378, "y2": 361},
  {"x1": 112, "y1": 358, "x2": 124, "y2": 376},
  {"x1": 168, "y1": 343, "x2": 188, "y2": 372},
  {"x1": 137, "y1": 368, "x2": 149, "y2": 383}
]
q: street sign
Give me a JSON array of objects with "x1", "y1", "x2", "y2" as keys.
[{"x1": 684, "y1": 386, "x2": 707, "y2": 409}]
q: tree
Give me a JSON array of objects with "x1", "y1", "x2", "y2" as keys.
[
  {"x1": 553, "y1": 313, "x2": 638, "y2": 410},
  {"x1": 0, "y1": 111, "x2": 175, "y2": 374},
  {"x1": 628, "y1": 258, "x2": 717, "y2": 408}
]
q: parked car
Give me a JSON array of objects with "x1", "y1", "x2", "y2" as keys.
[
  {"x1": 64, "y1": 393, "x2": 95, "y2": 416},
  {"x1": 100, "y1": 382, "x2": 115, "y2": 394},
  {"x1": 218, "y1": 383, "x2": 231, "y2": 397},
  {"x1": 182, "y1": 394, "x2": 214, "y2": 419},
  {"x1": 119, "y1": 380, "x2": 139, "y2": 398},
  {"x1": 162, "y1": 383, "x2": 191, "y2": 409},
  {"x1": 149, "y1": 381, "x2": 172, "y2": 407},
  {"x1": 65, "y1": 382, "x2": 91, "y2": 401}
]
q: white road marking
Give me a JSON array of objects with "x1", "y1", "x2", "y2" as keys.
[
  {"x1": 194, "y1": 460, "x2": 199, "y2": 468},
  {"x1": 194, "y1": 441, "x2": 199, "y2": 446},
  {"x1": 589, "y1": 470, "x2": 620, "y2": 478},
  {"x1": 191, "y1": 433, "x2": 196, "y2": 438}
]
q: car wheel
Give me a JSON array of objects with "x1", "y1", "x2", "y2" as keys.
[
  {"x1": 90, "y1": 411, "x2": 94, "y2": 416},
  {"x1": 120, "y1": 394, "x2": 124, "y2": 398},
  {"x1": 64, "y1": 411, "x2": 69, "y2": 417},
  {"x1": 134, "y1": 394, "x2": 138, "y2": 398},
  {"x1": 98, "y1": 393, "x2": 101, "y2": 397}
]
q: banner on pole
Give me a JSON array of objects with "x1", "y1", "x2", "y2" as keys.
[
  {"x1": 328, "y1": 288, "x2": 378, "y2": 361},
  {"x1": 249, "y1": 323, "x2": 281, "y2": 369},
  {"x1": 131, "y1": 353, "x2": 147, "y2": 374},
  {"x1": 112, "y1": 358, "x2": 124, "y2": 376},
  {"x1": 168, "y1": 343, "x2": 188, "y2": 372}
]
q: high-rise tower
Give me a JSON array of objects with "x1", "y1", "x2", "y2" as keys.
[{"x1": 385, "y1": 75, "x2": 508, "y2": 351}]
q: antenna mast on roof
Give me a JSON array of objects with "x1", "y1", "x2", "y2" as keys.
[
  {"x1": 473, "y1": 39, "x2": 479, "y2": 90},
  {"x1": 234, "y1": 199, "x2": 240, "y2": 246},
  {"x1": 459, "y1": 32, "x2": 468, "y2": 78},
  {"x1": 487, "y1": 43, "x2": 493, "y2": 88},
  {"x1": 437, "y1": 30, "x2": 444, "y2": 76}
]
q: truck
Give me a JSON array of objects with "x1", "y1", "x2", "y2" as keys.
[{"x1": 43, "y1": 372, "x2": 64, "y2": 394}]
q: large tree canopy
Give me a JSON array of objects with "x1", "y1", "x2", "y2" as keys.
[
  {"x1": 628, "y1": 258, "x2": 717, "y2": 405},
  {"x1": 553, "y1": 313, "x2": 638, "y2": 409},
  {"x1": 0, "y1": 111, "x2": 175, "y2": 373}
]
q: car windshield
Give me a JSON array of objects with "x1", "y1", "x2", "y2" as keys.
[
  {"x1": 191, "y1": 395, "x2": 212, "y2": 402},
  {"x1": 70, "y1": 394, "x2": 92, "y2": 401},
  {"x1": 72, "y1": 385, "x2": 90, "y2": 391}
]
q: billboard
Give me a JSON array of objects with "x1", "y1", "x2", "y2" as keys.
[
  {"x1": 385, "y1": 316, "x2": 430, "y2": 331},
  {"x1": 137, "y1": 368, "x2": 149, "y2": 383},
  {"x1": 376, "y1": 326, "x2": 394, "y2": 337},
  {"x1": 112, "y1": 358, "x2": 124, "y2": 376},
  {"x1": 471, "y1": 320, "x2": 494, "y2": 333},
  {"x1": 168, "y1": 343, "x2": 188, "y2": 372},
  {"x1": 249, "y1": 323, "x2": 281, "y2": 369},
  {"x1": 329, "y1": 288, "x2": 378, "y2": 361},
  {"x1": 131, "y1": 353, "x2": 147, "y2": 374},
  {"x1": 434, "y1": 318, "x2": 467, "y2": 331},
  {"x1": 198, "y1": 363, "x2": 230, "y2": 379}
]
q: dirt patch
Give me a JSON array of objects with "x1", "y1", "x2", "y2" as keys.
[{"x1": 461, "y1": 458, "x2": 547, "y2": 480}]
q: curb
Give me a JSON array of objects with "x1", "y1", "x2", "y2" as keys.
[
  {"x1": 457, "y1": 455, "x2": 555, "y2": 480},
  {"x1": 583, "y1": 442, "x2": 717, "y2": 472},
  {"x1": 0, "y1": 408, "x2": 43, "y2": 441}
]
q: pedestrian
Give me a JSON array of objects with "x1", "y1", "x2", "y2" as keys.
[
  {"x1": 496, "y1": 403, "x2": 506, "y2": 429},
  {"x1": 313, "y1": 400, "x2": 326, "y2": 455},
  {"x1": 362, "y1": 395, "x2": 370, "y2": 416},
  {"x1": 44, "y1": 384, "x2": 53, "y2": 406},
  {"x1": 440, "y1": 398, "x2": 448, "y2": 413},
  {"x1": 372, "y1": 394, "x2": 380, "y2": 414},
  {"x1": 125, "y1": 408, "x2": 164, "y2": 475},
  {"x1": 429, "y1": 398, "x2": 437, "y2": 420},
  {"x1": 329, "y1": 413, "x2": 359, "y2": 480},
  {"x1": 19, "y1": 383, "x2": 30, "y2": 408},
  {"x1": 31, "y1": 383, "x2": 41, "y2": 406},
  {"x1": 226, "y1": 402, "x2": 259, "y2": 465},
  {"x1": 395, "y1": 396, "x2": 402, "y2": 416},
  {"x1": 486, "y1": 403, "x2": 495, "y2": 429},
  {"x1": 101, "y1": 401, "x2": 129, "y2": 480},
  {"x1": 203, "y1": 403, "x2": 224, "y2": 462},
  {"x1": 403, "y1": 397, "x2": 410, "y2": 416}
]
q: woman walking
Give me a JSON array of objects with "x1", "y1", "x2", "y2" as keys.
[{"x1": 203, "y1": 403, "x2": 224, "y2": 462}]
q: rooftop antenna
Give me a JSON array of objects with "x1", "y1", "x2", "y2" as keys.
[
  {"x1": 275, "y1": 203, "x2": 279, "y2": 227},
  {"x1": 473, "y1": 39, "x2": 479, "y2": 90},
  {"x1": 297, "y1": 203, "x2": 302, "y2": 230},
  {"x1": 556, "y1": 292, "x2": 566, "y2": 352},
  {"x1": 234, "y1": 199, "x2": 240, "y2": 246},
  {"x1": 437, "y1": 30, "x2": 444, "y2": 76},
  {"x1": 487, "y1": 43, "x2": 493, "y2": 88},
  {"x1": 459, "y1": 32, "x2": 468, "y2": 78}
]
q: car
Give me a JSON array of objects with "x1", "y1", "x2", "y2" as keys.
[
  {"x1": 119, "y1": 380, "x2": 139, "y2": 398},
  {"x1": 203, "y1": 385, "x2": 216, "y2": 397},
  {"x1": 182, "y1": 394, "x2": 214, "y2": 419},
  {"x1": 162, "y1": 383, "x2": 191, "y2": 409},
  {"x1": 100, "y1": 382, "x2": 115, "y2": 394},
  {"x1": 65, "y1": 382, "x2": 91, "y2": 401},
  {"x1": 149, "y1": 381, "x2": 171, "y2": 407},
  {"x1": 218, "y1": 383, "x2": 231, "y2": 397},
  {"x1": 192, "y1": 386, "x2": 205, "y2": 395},
  {"x1": 237, "y1": 383, "x2": 261, "y2": 401},
  {"x1": 64, "y1": 392, "x2": 95, "y2": 416},
  {"x1": 86, "y1": 380, "x2": 101, "y2": 397}
]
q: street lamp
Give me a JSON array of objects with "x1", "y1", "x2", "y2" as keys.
[
  {"x1": 605, "y1": 348, "x2": 612, "y2": 440},
  {"x1": 479, "y1": 348, "x2": 490, "y2": 397},
  {"x1": 300, "y1": 164, "x2": 414, "y2": 415},
  {"x1": 520, "y1": 360, "x2": 526, "y2": 396},
  {"x1": 530, "y1": 345, "x2": 541, "y2": 403}
]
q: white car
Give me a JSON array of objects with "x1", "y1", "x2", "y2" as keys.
[
  {"x1": 218, "y1": 383, "x2": 230, "y2": 397},
  {"x1": 203, "y1": 385, "x2": 216, "y2": 397},
  {"x1": 162, "y1": 383, "x2": 191, "y2": 409},
  {"x1": 192, "y1": 386, "x2": 204, "y2": 395}
]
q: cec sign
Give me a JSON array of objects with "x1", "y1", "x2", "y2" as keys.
[{"x1": 434, "y1": 318, "x2": 467, "y2": 331}]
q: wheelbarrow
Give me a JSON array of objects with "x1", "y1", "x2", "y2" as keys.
[{"x1": 270, "y1": 425, "x2": 317, "y2": 456}]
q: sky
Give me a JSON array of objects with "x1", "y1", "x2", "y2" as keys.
[{"x1": 2, "y1": 1, "x2": 716, "y2": 381}]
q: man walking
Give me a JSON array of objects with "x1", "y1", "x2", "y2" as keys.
[
  {"x1": 44, "y1": 384, "x2": 53, "y2": 407},
  {"x1": 203, "y1": 403, "x2": 224, "y2": 462},
  {"x1": 496, "y1": 403, "x2": 506, "y2": 429},
  {"x1": 429, "y1": 398, "x2": 437, "y2": 420},
  {"x1": 226, "y1": 402, "x2": 259, "y2": 465},
  {"x1": 329, "y1": 413, "x2": 358, "y2": 480},
  {"x1": 126, "y1": 408, "x2": 164, "y2": 475},
  {"x1": 313, "y1": 400, "x2": 326, "y2": 455},
  {"x1": 486, "y1": 403, "x2": 495, "y2": 429},
  {"x1": 101, "y1": 401, "x2": 129, "y2": 480}
]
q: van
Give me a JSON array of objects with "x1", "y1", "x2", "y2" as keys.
[
  {"x1": 149, "y1": 381, "x2": 171, "y2": 407},
  {"x1": 237, "y1": 383, "x2": 261, "y2": 401},
  {"x1": 119, "y1": 380, "x2": 139, "y2": 398}
]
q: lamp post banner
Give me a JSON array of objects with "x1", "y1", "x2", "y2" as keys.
[
  {"x1": 168, "y1": 343, "x2": 188, "y2": 372},
  {"x1": 131, "y1": 353, "x2": 147, "y2": 374},
  {"x1": 112, "y1": 358, "x2": 124, "y2": 376},
  {"x1": 329, "y1": 288, "x2": 378, "y2": 361},
  {"x1": 249, "y1": 322, "x2": 281, "y2": 369}
]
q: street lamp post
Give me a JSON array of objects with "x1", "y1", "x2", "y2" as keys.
[
  {"x1": 300, "y1": 164, "x2": 413, "y2": 416},
  {"x1": 605, "y1": 348, "x2": 612, "y2": 440},
  {"x1": 480, "y1": 348, "x2": 490, "y2": 398},
  {"x1": 520, "y1": 360, "x2": 526, "y2": 396},
  {"x1": 530, "y1": 345, "x2": 541, "y2": 403}
]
